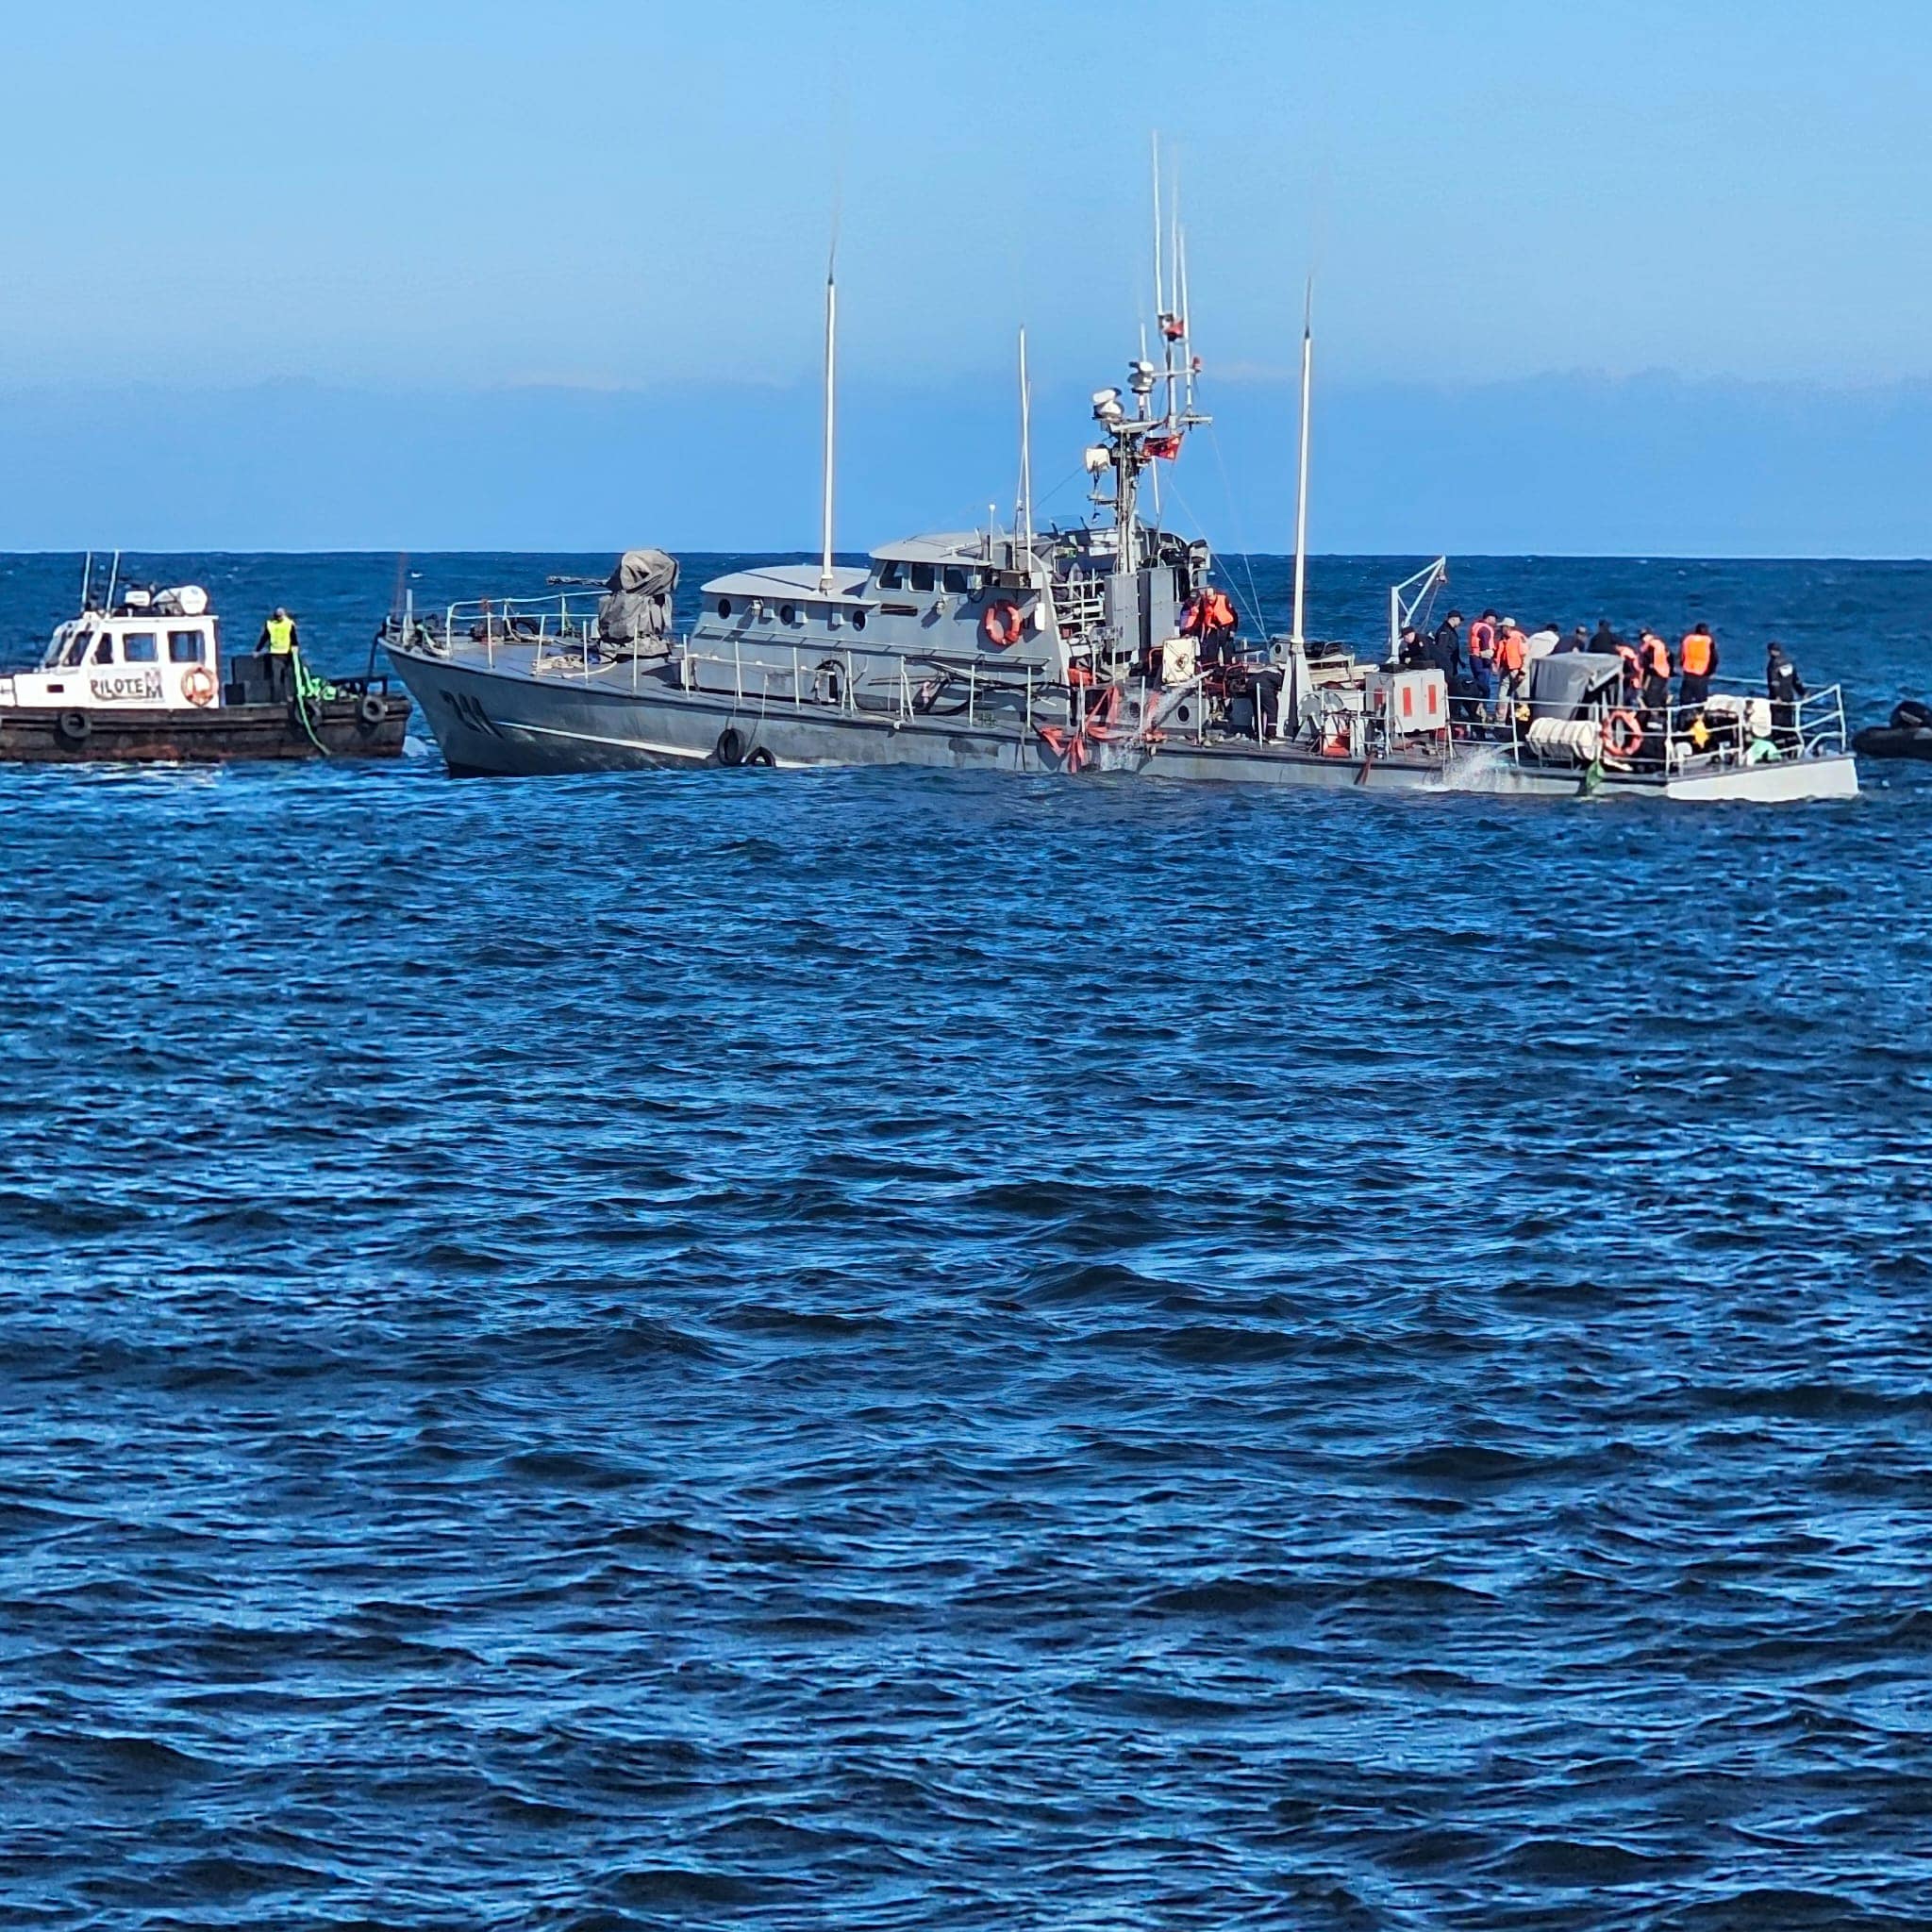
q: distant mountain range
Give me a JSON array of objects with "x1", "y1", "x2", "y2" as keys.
[{"x1": 2, "y1": 370, "x2": 1926, "y2": 557}]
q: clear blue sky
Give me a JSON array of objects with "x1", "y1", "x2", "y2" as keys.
[{"x1": 3, "y1": 0, "x2": 1929, "y2": 551}]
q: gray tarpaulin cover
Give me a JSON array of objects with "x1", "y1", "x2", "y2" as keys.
[
  {"x1": 597, "y1": 549, "x2": 679, "y2": 649},
  {"x1": 1528, "y1": 652, "x2": 1624, "y2": 719}
]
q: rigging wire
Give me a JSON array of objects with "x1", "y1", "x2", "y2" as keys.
[{"x1": 1202, "y1": 424, "x2": 1269, "y2": 638}]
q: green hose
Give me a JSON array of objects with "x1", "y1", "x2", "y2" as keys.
[{"x1": 289, "y1": 647, "x2": 337, "y2": 758}]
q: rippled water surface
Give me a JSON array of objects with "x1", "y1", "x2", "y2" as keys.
[{"x1": 4, "y1": 553, "x2": 1932, "y2": 1929}]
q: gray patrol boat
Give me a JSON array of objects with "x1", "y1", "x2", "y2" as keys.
[{"x1": 387, "y1": 288, "x2": 1857, "y2": 802}]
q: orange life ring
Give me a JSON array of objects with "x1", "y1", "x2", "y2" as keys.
[
  {"x1": 180, "y1": 665, "x2": 218, "y2": 708},
  {"x1": 981, "y1": 600, "x2": 1024, "y2": 648},
  {"x1": 1603, "y1": 708, "x2": 1643, "y2": 758}
]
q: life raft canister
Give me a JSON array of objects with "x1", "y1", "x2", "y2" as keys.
[
  {"x1": 1604, "y1": 708, "x2": 1644, "y2": 758},
  {"x1": 981, "y1": 600, "x2": 1024, "y2": 649}
]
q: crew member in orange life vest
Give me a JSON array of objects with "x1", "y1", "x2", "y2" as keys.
[
  {"x1": 1638, "y1": 630, "x2": 1673, "y2": 713},
  {"x1": 1608, "y1": 633, "x2": 1642, "y2": 703},
  {"x1": 1495, "y1": 619, "x2": 1528, "y2": 704},
  {"x1": 1181, "y1": 585, "x2": 1238, "y2": 663},
  {"x1": 1465, "y1": 609, "x2": 1500, "y2": 715},
  {"x1": 1678, "y1": 622, "x2": 1718, "y2": 708}
]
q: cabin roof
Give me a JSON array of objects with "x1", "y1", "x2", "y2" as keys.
[
  {"x1": 870, "y1": 532, "x2": 983, "y2": 565},
  {"x1": 697, "y1": 561, "x2": 872, "y2": 600}
]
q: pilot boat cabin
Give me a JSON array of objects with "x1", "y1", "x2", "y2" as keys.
[{"x1": 1, "y1": 588, "x2": 224, "y2": 715}]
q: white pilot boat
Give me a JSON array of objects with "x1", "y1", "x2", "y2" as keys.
[{"x1": 0, "y1": 558, "x2": 408, "y2": 764}]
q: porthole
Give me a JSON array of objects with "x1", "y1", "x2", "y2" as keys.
[
  {"x1": 1177, "y1": 704, "x2": 1192, "y2": 724},
  {"x1": 851, "y1": 610, "x2": 867, "y2": 632},
  {"x1": 778, "y1": 603, "x2": 796, "y2": 625},
  {"x1": 717, "y1": 596, "x2": 732, "y2": 619}
]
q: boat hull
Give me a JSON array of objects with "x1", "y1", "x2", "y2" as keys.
[
  {"x1": 389, "y1": 647, "x2": 1858, "y2": 802},
  {"x1": 0, "y1": 697, "x2": 409, "y2": 764},
  {"x1": 390, "y1": 647, "x2": 1457, "y2": 790}
]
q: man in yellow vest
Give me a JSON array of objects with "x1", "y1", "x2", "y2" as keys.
[{"x1": 258, "y1": 608, "x2": 299, "y2": 655}]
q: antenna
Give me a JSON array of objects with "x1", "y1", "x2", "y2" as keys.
[
  {"x1": 80, "y1": 550, "x2": 92, "y2": 610},
  {"x1": 1177, "y1": 222, "x2": 1194, "y2": 413},
  {"x1": 1016, "y1": 326, "x2": 1034, "y2": 556},
  {"x1": 818, "y1": 239, "x2": 838, "y2": 593},
  {"x1": 104, "y1": 550, "x2": 120, "y2": 614},
  {"x1": 1151, "y1": 132, "x2": 1165, "y2": 322},
  {"x1": 1291, "y1": 278, "x2": 1313, "y2": 648}
]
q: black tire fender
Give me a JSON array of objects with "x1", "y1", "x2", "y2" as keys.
[
  {"x1": 58, "y1": 708, "x2": 92, "y2": 743},
  {"x1": 715, "y1": 727, "x2": 745, "y2": 766},
  {"x1": 358, "y1": 693, "x2": 389, "y2": 726},
  {"x1": 746, "y1": 746, "x2": 776, "y2": 768}
]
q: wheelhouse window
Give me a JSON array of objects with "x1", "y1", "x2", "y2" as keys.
[
  {"x1": 92, "y1": 636, "x2": 115, "y2": 663},
  {"x1": 941, "y1": 566, "x2": 970, "y2": 595},
  {"x1": 909, "y1": 563, "x2": 935, "y2": 593},
  {"x1": 61, "y1": 630, "x2": 92, "y2": 666},
  {"x1": 876, "y1": 561, "x2": 904, "y2": 590},
  {"x1": 123, "y1": 632, "x2": 158, "y2": 663},
  {"x1": 167, "y1": 630, "x2": 206, "y2": 663}
]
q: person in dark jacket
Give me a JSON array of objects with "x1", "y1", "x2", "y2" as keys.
[
  {"x1": 1558, "y1": 625, "x2": 1591, "y2": 654},
  {"x1": 1767, "y1": 641, "x2": 1807, "y2": 747},
  {"x1": 1431, "y1": 610, "x2": 1465, "y2": 679},
  {"x1": 1591, "y1": 618, "x2": 1624, "y2": 655}
]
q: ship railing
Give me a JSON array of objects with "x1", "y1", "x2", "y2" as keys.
[
  {"x1": 671, "y1": 643, "x2": 1066, "y2": 733},
  {"x1": 1462, "y1": 675, "x2": 1851, "y2": 769},
  {"x1": 435, "y1": 591, "x2": 607, "y2": 668}
]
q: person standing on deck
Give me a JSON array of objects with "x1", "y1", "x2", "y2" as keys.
[
  {"x1": 1180, "y1": 585, "x2": 1238, "y2": 664},
  {"x1": 1431, "y1": 610, "x2": 1465, "y2": 681},
  {"x1": 1639, "y1": 630, "x2": 1674, "y2": 717},
  {"x1": 1466, "y1": 610, "x2": 1499, "y2": 723},
  {"x1": 1767, "y1": 641, "x2": 1807, "y2": 746},
  {"x1": 1557, "y1": 625, "x2": 1591, "y2": 655},
  {"x1": 1678, "y1": 622, "x2": 1718, "y2": 709},
  {"x1": 1496, "y1": 619, "x2": 1529, "y2": 715},
  {"x1": 258, "y1": 608, "x2": 299, "y2": 656},
  {"x1": 1591, "y1": 618, "x2": 1624, "y2": 657},
  {"x1": 1612, "y1": 635, "x2": 1644, "y2": 706}
]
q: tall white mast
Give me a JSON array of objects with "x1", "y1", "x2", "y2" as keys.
[
  {"x1": 818, "y1": 247, "x2": 838, "y2": 593},
  {"x1": 1291, "y1": 278, "x2": 1313, "y2": 648},
  {"x1": 1016, "y1": 325, "x2": 1034, "y2": 554},
  {"x1": 1151, "y1": 132, "x2": 1165, "y2": 321},
  {"x1": 1177, "y1": 222, "x2": 1194, "y2": 414}
]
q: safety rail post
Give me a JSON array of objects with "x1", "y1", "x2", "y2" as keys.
[
  {"x1": 1025, "y1": 666, "x2": 1032, "y2": 735},
  {"x1": 793, "y1": 646, "x2": 802, "y2": 709},
  {"x1": 845, "y1": 649, "x2": 855, "y2": 716},
  {"x1": 735, "y1": 640, "x2": 742, "y2": 705},
  {"x1": 968, "y1": 660, "x2": 976, "y2": 728}
]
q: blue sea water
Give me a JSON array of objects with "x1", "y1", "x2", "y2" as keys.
[{"x1": 3, "y1": 550, "x2": 1932, "y2": 1930}]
